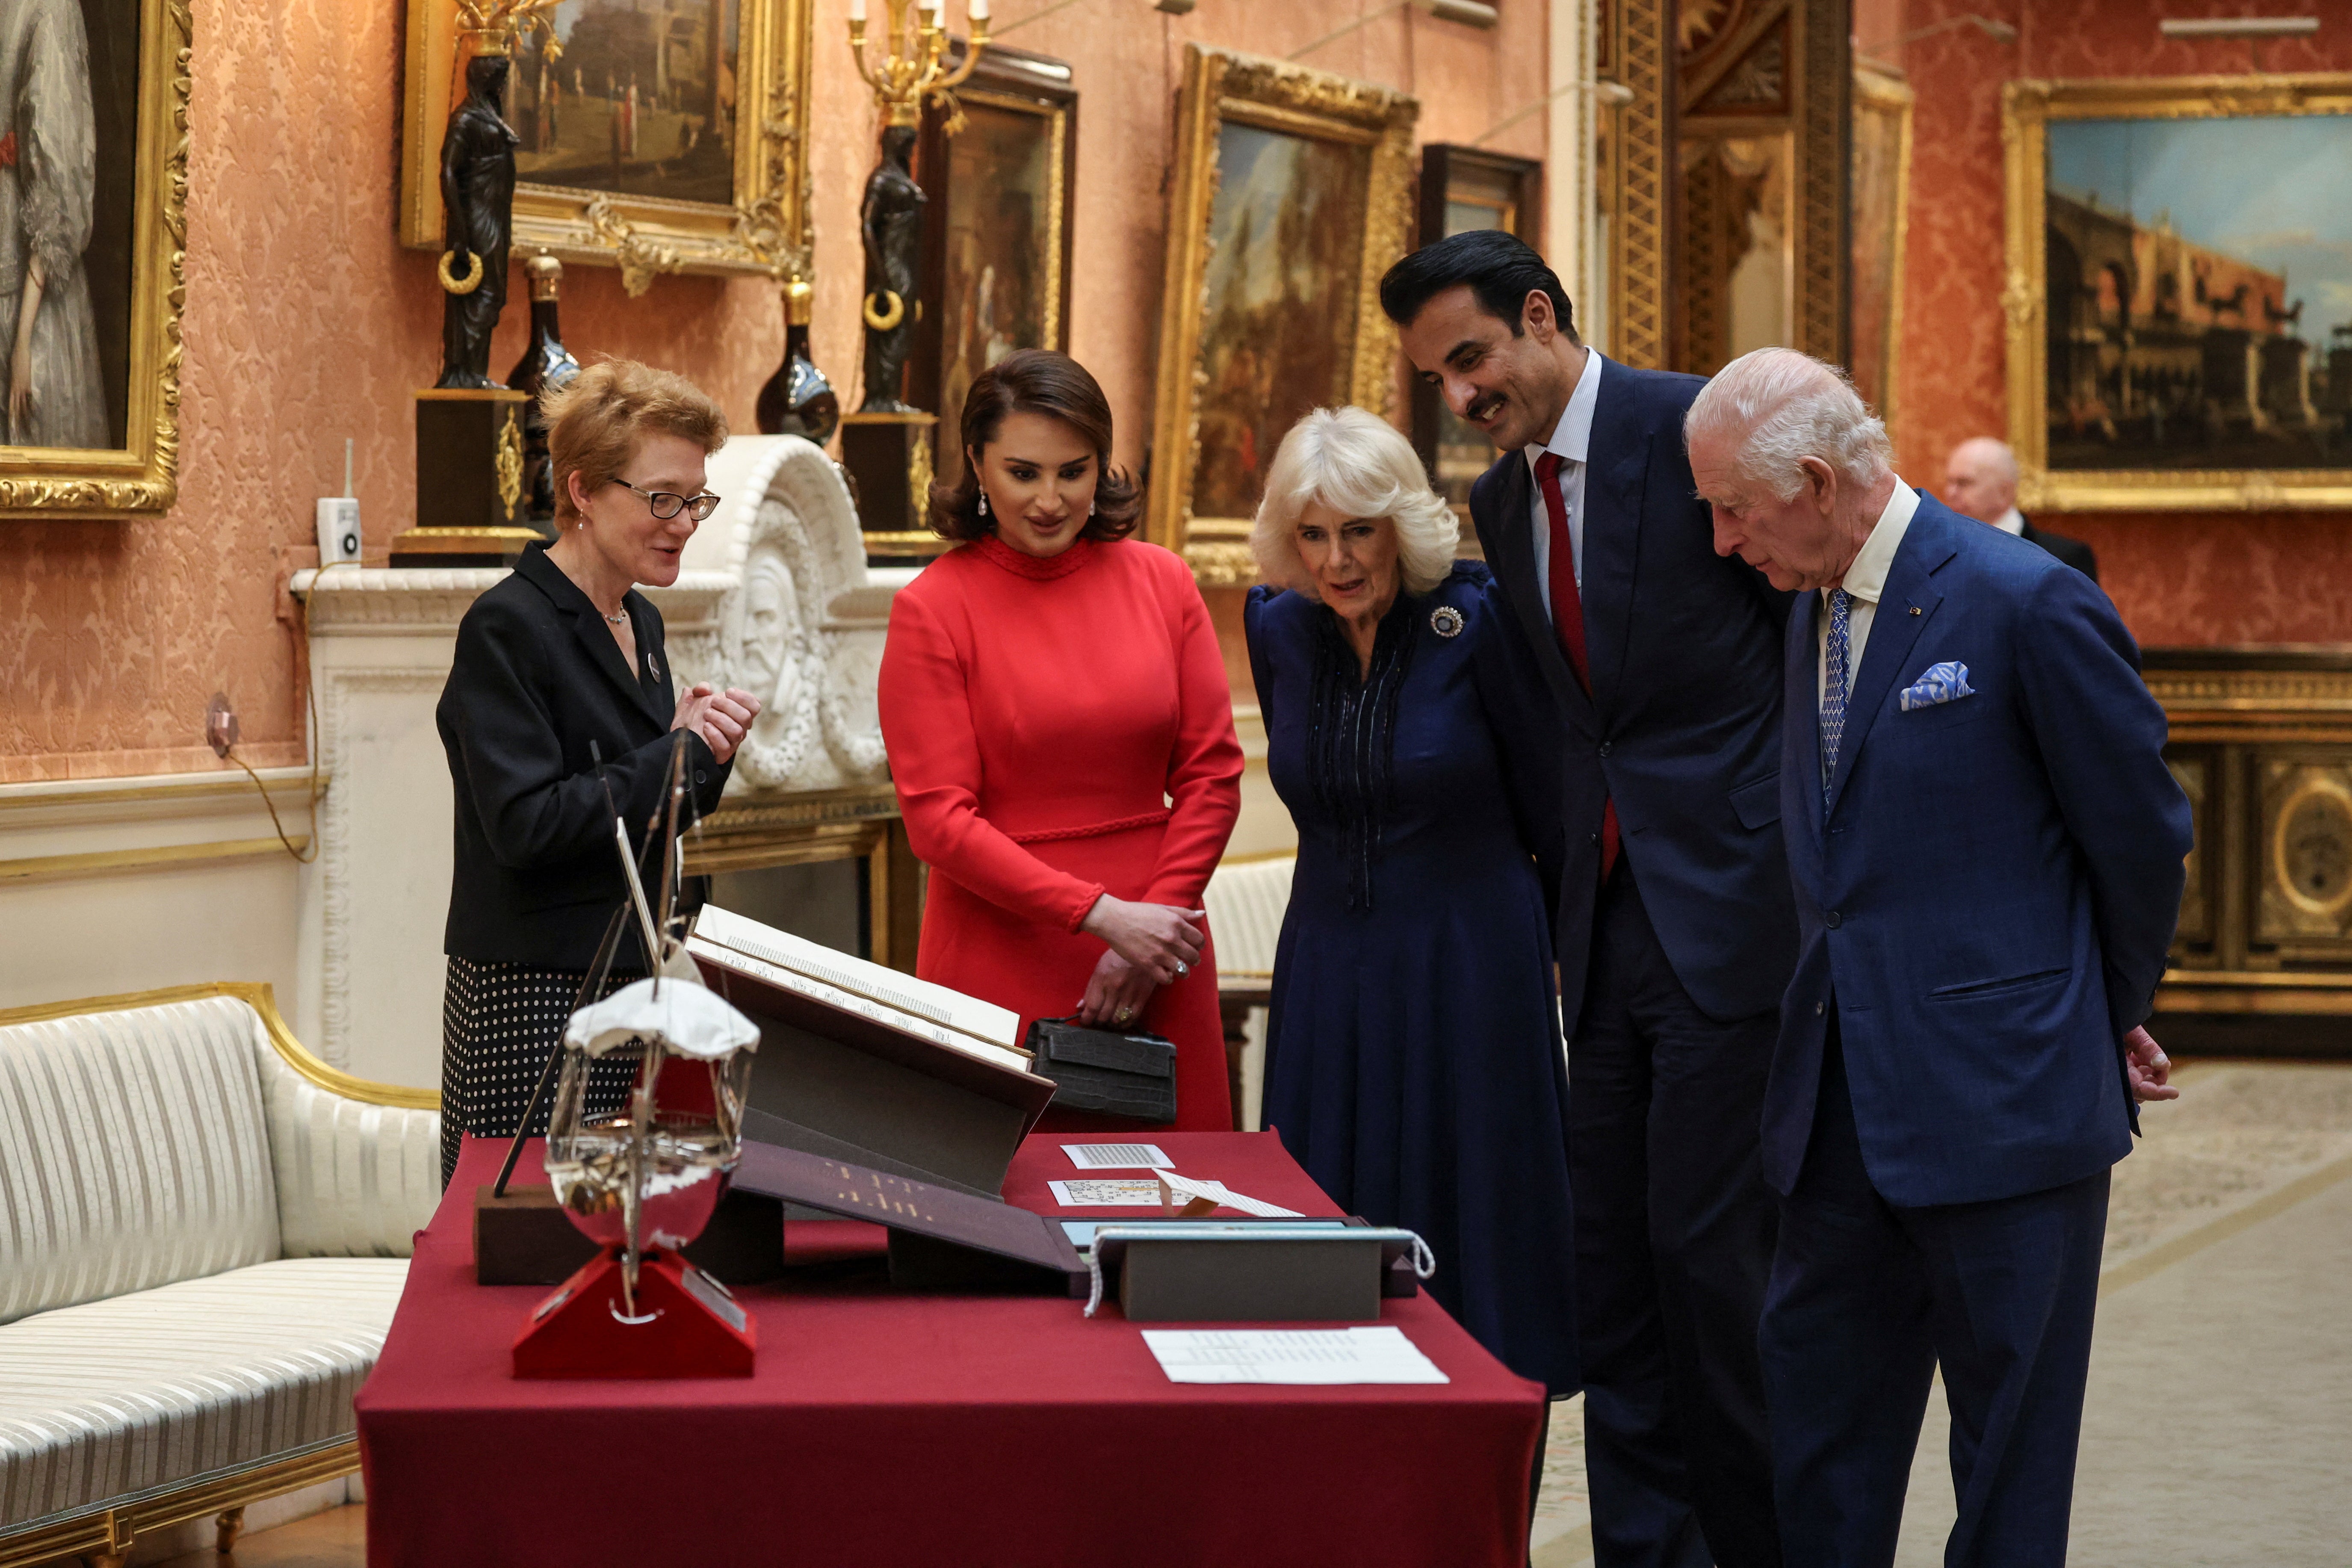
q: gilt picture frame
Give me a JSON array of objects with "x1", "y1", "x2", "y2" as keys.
[
  {"x1": 399, "y1": 0, "x2": 816, "y2": 295},
  {"x1": 1147, "y1": 45, "x2": 1418, "y2": 585},
  {"x1": 0, "y1": 0, "x2": 189, "y2": 518},
  {"x1": 2003, "y1": 75, "x2": 2352, "y2": 512},
  {"x1": 912, "y1": 42, "x2": 1076, "y2": 497}
]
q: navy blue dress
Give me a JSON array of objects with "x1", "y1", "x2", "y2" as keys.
[{"x1": 1245, "y1": 563, "x2": 1580, "y2": 1395}]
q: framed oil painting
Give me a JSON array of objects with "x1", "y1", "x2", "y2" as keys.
[
  {"x1": 1849, "y1": 62, "x2": 1912, "y2": 428},
  {"x1": 400, "y1": 0, "x2": 815, "y2": 294},
  {"x1": 0, "y1": 0, "x2": 188, "y2": 517},
  {"x1": 1412, "y1": 145, "x2": 1541, "y2": 517},
  {"x1": 912, "y1": 42, "x2": 1075, "y2": 499},
  {"x1": 2004, "y1": 75, "x2": 2352, "y2": 511},
  {"x1": 1148, "y1": 45, "x2": 1417, "y2": 585}
]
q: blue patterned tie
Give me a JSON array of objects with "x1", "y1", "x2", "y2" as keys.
[{"x1": 1821, "y1": 588, "x2": 1852, "y2": 810}]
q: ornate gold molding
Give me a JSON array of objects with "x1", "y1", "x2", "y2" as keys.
[
  {"x1": 2002, "y1": 74, "x2": 2352, "y2": 512},
  {"x1": 400, "y1": 0, "x2": 817, "y2": 287},
  {"x1": 1147, "y1": 45, "x2": 1418, "y2": 582},
  {"x1": 0, "y1": 0, "x2": 190, "y2": 517},
  {"x1": 1603, "y1": 0, "x2": 1669, "y2": 369}
]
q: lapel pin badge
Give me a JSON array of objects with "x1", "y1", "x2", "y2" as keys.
[{"x1": 1907, "y1": 606, "x2": 1922, "y2": 616}]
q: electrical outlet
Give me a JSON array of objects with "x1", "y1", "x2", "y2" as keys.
[{"x1": 206, "y1": 694, "x2": 239, "y2": 759}]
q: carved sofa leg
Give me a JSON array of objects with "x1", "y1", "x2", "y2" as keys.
[
  {"x1": 80, "y1": 1511, "x2": 133, "y2": 1568},
  {"x1": 217, "y1": 1505, "x2": 247, "y2": 1553}
]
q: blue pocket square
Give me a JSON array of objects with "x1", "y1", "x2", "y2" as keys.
[{"x1": 1899, "y1": 661, "x2": 1975, "y2": 712}]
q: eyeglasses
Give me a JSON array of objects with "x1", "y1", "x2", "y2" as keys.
[{"x1": 609, "y1": 477, "x2": 721, "y2": 522}]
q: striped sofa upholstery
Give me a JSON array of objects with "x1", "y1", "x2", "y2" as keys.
[{"x1": 0, "y1": 991, "x2": 440, "y2": 1544}]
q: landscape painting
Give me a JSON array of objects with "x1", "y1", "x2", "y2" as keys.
[
  {"x1": 508, "y1": 0, "x2": 740, "y2": 208},
  {"x1": 2042, "y1": 112, "x2": 2352, "y2": 472},
  {"x1": 1189, "y1": 123, "x2": 1370, "y2": 524}
]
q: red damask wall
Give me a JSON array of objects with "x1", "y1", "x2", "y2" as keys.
[
  {"x1": 1884, "y1": 0, "x2": 2350, "y2": 646},
  {"x1": 0, "y1": 0, "x2": 1540, "y2": 782}
]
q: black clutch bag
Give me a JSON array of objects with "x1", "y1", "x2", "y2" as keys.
[{"x1": 1026, "y1": 1017, "x2": 1178, "y2": 1124}]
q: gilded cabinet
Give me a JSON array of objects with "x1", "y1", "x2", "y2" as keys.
[{"x1": 2151, "y1": 649, "x2": 2352, "y2": 1021}]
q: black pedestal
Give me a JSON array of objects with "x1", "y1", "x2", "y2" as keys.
[{"x1": 393, "y1": 387, "x2": 544, "y2": 566}]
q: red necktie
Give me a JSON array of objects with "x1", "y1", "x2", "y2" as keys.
[{"x1": 1535, "y1": 452, "x2": 1619, "y2": 880}]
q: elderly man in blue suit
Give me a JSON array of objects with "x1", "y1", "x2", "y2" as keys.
[
  {"x1": 1686, "y1": 346, "x2": 2190, "y2": 1567},
  {"x1": 1384, "y1": 231, "x2": 1793, "y2": 1568}
]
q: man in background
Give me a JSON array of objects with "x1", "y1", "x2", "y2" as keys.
[{"x1": 1943, "y1": 436, "x2": 2099, "y2": 582}]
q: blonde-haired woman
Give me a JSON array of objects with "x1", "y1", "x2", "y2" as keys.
[
  {"x1": 1244, "y1": 405, "x2": 1580, "y2": 1397},
  {"x1": 433, "y1": 359, "x2": 762, "y2": 1184}
]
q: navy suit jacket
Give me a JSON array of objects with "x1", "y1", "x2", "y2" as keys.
[
  {"x1": 1469, "y1": 354, "x2": 1797, "y2": 1029},
  {"x1": 1766, "y1": 492, "x2": 2192, "y2": 1208}
]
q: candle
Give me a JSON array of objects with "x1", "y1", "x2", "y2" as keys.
[
  {"x1": 848, "y1": 0, "x2": 864, "y2": 19},
  {"x1": 968, "y1": 0, "x2": 988, "y2": 17}
]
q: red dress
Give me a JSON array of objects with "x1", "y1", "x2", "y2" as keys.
[{"x1": 879, "y1": 533, "x2": 1244, "y2": 1132}]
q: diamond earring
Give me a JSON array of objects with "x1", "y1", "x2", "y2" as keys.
[{"x1": 978, "y1": 492, "x2": 990, "y2": 518}]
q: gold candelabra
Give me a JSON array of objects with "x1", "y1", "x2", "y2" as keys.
[
  {"x1": 453, "y1": 0, "x2": 562, "y2": 77},
  {"x1": 848, "y1": 0, "x2": 992, "y2": 131}
]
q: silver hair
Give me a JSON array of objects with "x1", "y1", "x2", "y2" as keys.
[
  {"x1": 1951, "y1": 434, "x2": 2019, "y2": 487},
  {"x1": 1250, "y1": 406, "x2": 1460, "y2": 596},
  {"x1": 1684, "y1": 347, "x2": 1894, "y2": 502}
]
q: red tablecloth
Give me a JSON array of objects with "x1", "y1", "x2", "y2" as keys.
[{"x1": 356, "y1": 1131, "x2": 1543, "y2": 1567}]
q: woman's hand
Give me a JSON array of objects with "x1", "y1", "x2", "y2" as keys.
[
  {"x1": 1079, "y1": 895, "x2": 1205, "y2": 986},
  {"x1": 1076, "y1": 949, "x2": 1158, "y2": 1029},
  {"x1": 9, "y1": 261, "x2": 43, "y2": 430},
  {"x1": 669, "y1": 685, "x2": 762, "y2": 764}
]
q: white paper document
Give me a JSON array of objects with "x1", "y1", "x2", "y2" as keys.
[
  {"x1": 1061, "y1": 1142, "x2": 1172, "y2": 1170},
  {"x1": 1049, "y1": 1178, "x2": 1166, "y2": 1207},
  {"x1": 1152, "y1": 1169, "x2": 1302, "y2": 1218},
  {"x1": 1141, "y1": 1326, "x2": 1449, "y2": 1385}
]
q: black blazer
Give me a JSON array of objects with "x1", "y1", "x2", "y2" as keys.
[
  {"x1": 2019, "y1": 516, "x2": 2099, "y2": 584},
  {"x1": 437, "y1": 544, "x2": 730, "y2": 969},
  {"x1": 1468, "y1": 354, "x2": 1797, "y2": 1029}
]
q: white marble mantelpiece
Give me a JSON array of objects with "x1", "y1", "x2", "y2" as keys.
[{"x1": 290, "y1": 436, "x2": 898, "y2": 1089}]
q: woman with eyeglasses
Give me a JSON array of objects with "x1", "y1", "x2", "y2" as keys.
[{"x1": 432, "y1": 358, "x2": 762, "y2": 1185}]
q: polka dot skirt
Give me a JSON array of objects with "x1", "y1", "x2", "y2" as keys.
[{"x1": 440, "y1": 956, "x2": 638, "y2": 1187}]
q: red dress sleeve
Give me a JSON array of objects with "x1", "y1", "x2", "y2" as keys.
[
  {"x1": 1141, "y1": 553, "x2": 1245, "y2": 909},
  {"x1": 878, "y1": 587, "x2": 1107, "y2": 933}
]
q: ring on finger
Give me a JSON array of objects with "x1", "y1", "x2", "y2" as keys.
[{"x1": 1174, "y1": 960, "x2": 1189, "y2": 977}]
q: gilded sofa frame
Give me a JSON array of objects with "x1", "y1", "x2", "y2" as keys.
[
  {"x1": 398, "y1": 0, "x2": 817, "y2": 294},
  {"x1": 2002, "y1": 74, "x2": 2352, "y2": 513},
  {"x1": 0, "y1": 981, "x2": 435, "y2": 1568}
]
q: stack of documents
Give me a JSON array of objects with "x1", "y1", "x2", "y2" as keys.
[{"x1": 1140, "y1": 1326, "x2": 1448, "y2": 1385}]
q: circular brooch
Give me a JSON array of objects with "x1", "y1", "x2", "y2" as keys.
[{"x1": 1430, "y1": 605, "x2": 1465, "y2": 638}]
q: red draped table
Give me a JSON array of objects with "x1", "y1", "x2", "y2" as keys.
[{"x1": 356, "y1": 1131, "x2": 1544, "y2": 1567}]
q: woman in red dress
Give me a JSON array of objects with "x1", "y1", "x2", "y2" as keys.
[{"x1": 879, "y1": 351, "x2": 1242, "y2": 1131}]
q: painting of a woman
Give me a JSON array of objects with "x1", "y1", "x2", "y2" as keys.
[{"x1": 0, "y1": 0, "x2": 107, "y2": 449}]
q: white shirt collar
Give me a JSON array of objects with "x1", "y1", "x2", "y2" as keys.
[
  {"x1": 1990, "y1": 505, "x2": 2026, "y2": 536},
  {"x1": 1837, "y1": 479, "x2": 1920, "y2": 608},
  {"x1": 1523, "y1": 347, "x2": 1604, "y2": 472}
]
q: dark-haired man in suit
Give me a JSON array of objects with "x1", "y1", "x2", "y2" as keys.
[
  {"x1": 1943, "y1": 436, "x2": 2099, "y2": 582},
  {"x1": 1380, "y1": 230, "x2": 1789, "y2": 1568}
]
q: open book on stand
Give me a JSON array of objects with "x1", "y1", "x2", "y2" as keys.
[{"x1": 687, "y1": 905, "x2": 1054, "y2": 1196}]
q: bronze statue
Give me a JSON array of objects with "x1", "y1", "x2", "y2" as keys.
[
  {"x1": 857, "y1": 124, "x2": 925, "y2": 413},
  {"x1": 437, "y1": 53, "x2": 520, "y2": 390}
]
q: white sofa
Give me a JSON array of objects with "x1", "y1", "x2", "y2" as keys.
[
  {"x1": 1204, "y1": 854, "x2": 1296, "y2": 1132},
  {"x1": 0, "y1": 984, "x2": 439, "y2": 1568}
]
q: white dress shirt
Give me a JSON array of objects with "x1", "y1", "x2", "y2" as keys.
[
  {"x1": 1989, "y1": 505, "x2": 2026, "y2": 537},
  {"x1": 1817, "y1": 479, "x2": 1921, "y2": 708},
  {"x1": 1523, "y1": 346, "x2": 1606, "y2": 615}
]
